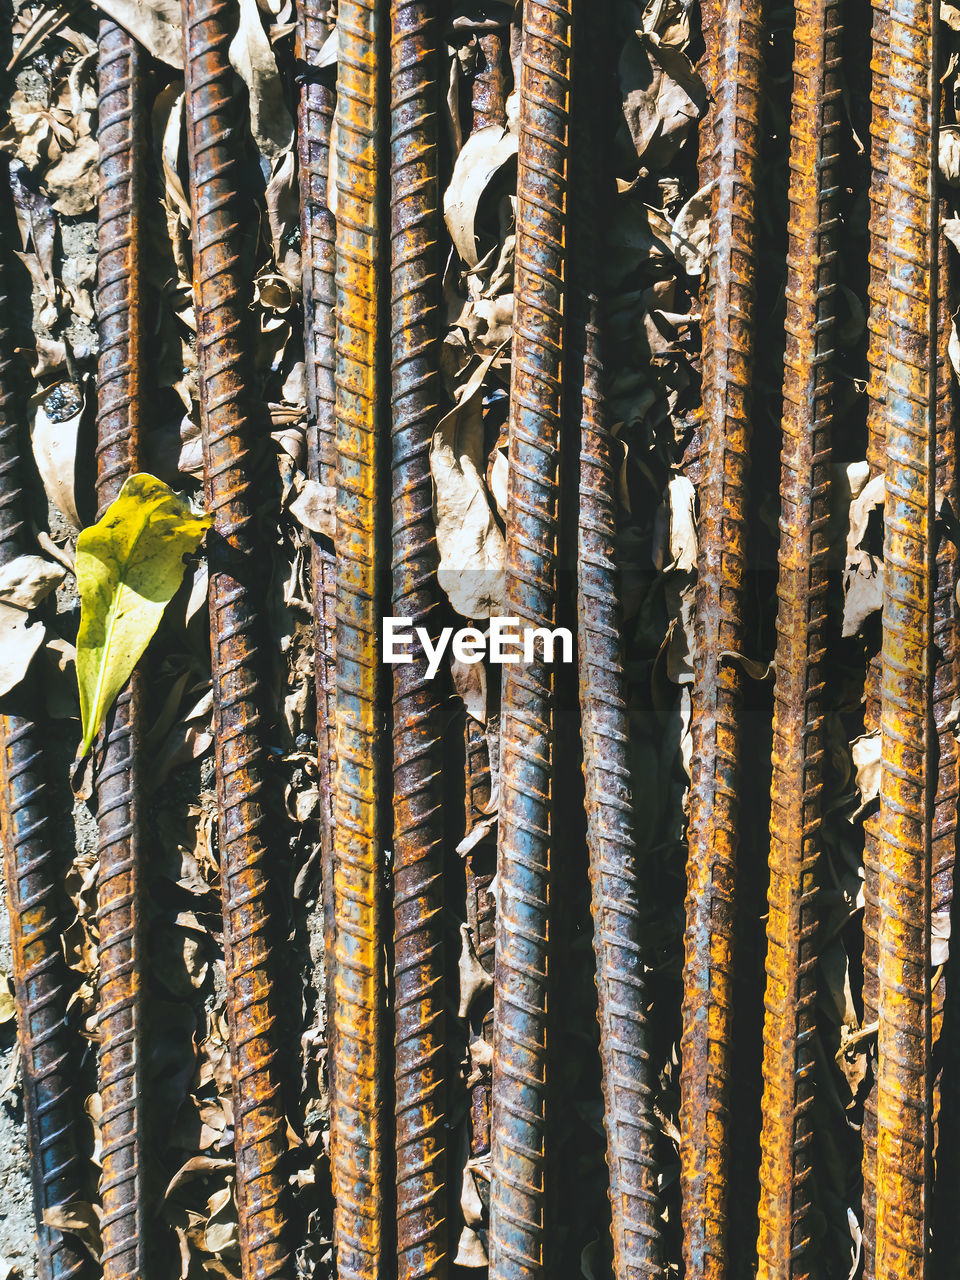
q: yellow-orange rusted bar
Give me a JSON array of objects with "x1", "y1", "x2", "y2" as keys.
[{"x1": 330, "y1": 0, "x2": 387, "y2": 1271}]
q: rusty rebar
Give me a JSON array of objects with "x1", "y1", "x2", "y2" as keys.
[
  {"x1": 570, "y1": 9, "x2": 663, "y2": 1276},
  {"x1": 0, "y1": 165, "x2": 89, "y2": 1280},
  {"x1": 931, "y1": 196, "x2": 960, "y2": 1269},
  {"x1": 471, "y1": 29, "x2": 509, "y2": 130},
  {"x1": 679, "y1": 0, "x2": 763, "y2": 1273},
  {"x1": 860, "y1": 4, "x2": 890, "y2": 1269},
  {"x1": 94, "y1": 23, "x2": 146, "y2": 1280},
  {"x1": 389, "y1": 0, "x2": 447, "y2": 1274},
  {"x1": 464, "y1": 715, "x2": 495, "y2": 1158},
  {"x1": 489, "y1": 0, "x2": 570, "y2": 1273},
  {"x1": 873, "y1": 0, "x2": 936, "y2": 1267},
  {"x1": 182, "y1": 3, "x2": 291, "y2": 1276},
  {"x1": 331, "y1": 0, "x2": 388, "y2": 1271},
  {"x1": 755, "y1": 0, "x2": 841, "y2": 1271},
  {"x1": 297, "y1": 0, "x2": 338, "y2": 1102}
]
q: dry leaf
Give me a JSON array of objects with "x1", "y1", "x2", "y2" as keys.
[
  {"x1": 851, "y1": 731, "x2": 880, "y2": 807},
  {"x1": 228, "y1": 0, "x2": 295, "y2": 158},
  {"x1": 842, "y1": 554, "x2": 883, "y2": 637},
  {"x1": 431, "y1": 360, "x2": 506, "y2": 619},
  {"x1": 0, "y1": 554, "x2": 65, "y2": 609},
  {"x1": 620, "y1": 36, "x2": 706, "y2": 169},
  {"x1": 455, "y1": 1227, "x2": 488, "y2": 1268},
  {"x1": 457, "y1": 923, "x2": 493, "y2": 1018},
  {"x1": 671, "y1": 179, "x2": 714, "y2": 275},
  {"x1": 91, "y1": 0, "x2": 183, "y2": 67},
  {"x1": 0, "y1": 603, "x2": 45, "y2": 696},
  {"x1": 451, "y1": 653, "x2": 487, "y2": 722},
  {"x1": 941, "y1": 126, "x2": 960, "y2": 185},
  {"x1": 289, "y1": 479, "x2": 335, "y2": 538},
  {"x1": 0, "y1": 971, "x2": 15, "y2": 1025},
  {"x1": 44, "y1": 133, "x2": 98, "y2": 215},
  {"x1": 32, "y1": 392, "x2": 84, "y2": 529},
  {"x1": 443, "y1": 125, "x2": 518, "y2": 267}
]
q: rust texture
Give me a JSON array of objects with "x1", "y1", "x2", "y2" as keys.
[
  {"x1": 464, "y1": 716, "x2": 495, "y2": 1159},
  {"x1": 571, "y1": 6, "x2": 663, "y2": 1274},
  {"x1": 471, "y1": 29, "x2": 509, "y2": 130},
  {"x1": 297, "y1": 0, "x2": 338, "y2": 1096},
  {"x1": 0, "y1": 165, "x2": 89, "y2": 1280},
  {"x1": 488, "y1": 0, "x2": 570, "y2": 1273},
  {"x1": 932, "y1": 190, "x2": 960, "y2": 1258},
  {"x1": 331, "y1": 0, "x2": 387, "y2": 1269},
  {"x1": 860, "y1": 3, "x2": 890, "y2": 1269},
  {"x1": 94, "y1": 23, "x2": 146, "y2": 1280},
  {"x1": 390, "y1": 0, "x2": 447, "y2": 1272},
  {"x1": 873, "y1": 0, "x2": 936, "y2": 1267},
  {"x1": 182, "y1": 2, "x2": 291, "y2": 1275},
  {"x1": 679, "y1": 0, "x2": 763, "y2": 1273},
  {"x1": 755, "y1": 0, "x2": 842, "y2": 1270}
]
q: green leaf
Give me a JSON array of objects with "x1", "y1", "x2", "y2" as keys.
[{"x1": 76, "y1": 473, "x2": 211, "y2": 758}]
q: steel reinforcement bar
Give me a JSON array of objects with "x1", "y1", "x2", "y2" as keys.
[
  {"x1": 94, "y1": 23, "x2": 147, "y2": 1280},
  {"x1": 0, "y1": 161, "x2": 90, "y2": 1280},
  {"x1": 331, "y1": 0, "x2": 388, "y2": 1270},
  {"x1": 297, "y1": 0, "x2": 339, "y2": 1076},
  {"x1": 755, "y1": 0, "x2": 842, "y2": 1271},
  {"x1": 679, "y1": 0, "x2": 763, "y2": 1273},
  {"x1": 571, "y1": 4, "x2": 663, "y2": 1275},
  {"x1": 182, "y1": 1, "x2": 291, "y2": 1275},
  {"x1": 488, "y1": 0, "x2": 571, "y2": 1274},
  {"x1": 873, "y1": 0, "x2": 936, "y2": 1268},
  {"x1": 390, "y1": 0, "x2": 448, "y2": 1274}
]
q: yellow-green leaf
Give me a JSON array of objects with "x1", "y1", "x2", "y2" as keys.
[{"x1": 76, "y1": 474, "x2": 211, "y2": 758}]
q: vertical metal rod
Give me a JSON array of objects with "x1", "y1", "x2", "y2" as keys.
[
  {"x1": 931, "y1": 191, "x2": 960, "y2": 1271},
  {"x1": 471, "y1": 30, "x2": 509, "y2": 130},
  {"x1": 874, "y1": 0, "x2": 936, "y2": 1267},
  {"x1": 679, "y1": 0, "x2": 763, "y2": 1273},
  {"x1": 331, "y1": 0, "x2": 387, "y2": 1269},
  {"x1": 861, "y1": 4, "x2": 890, "y2": 1269},
  {"x1": 570, "y1": 5, "x2": 663, "y2": 1275},
  {"x1": 389, "y1": 0, "x2": 447, "y2": 1274},
  {"x1": 488, "y1": 0, "x2": 571, "y2": 1272},
  {"x1": 182, "y1": 3, "x2": 291, "y2": 1275},
  {"x1": 755, "y1": 0, "x2": 842, "y2": 1270},
  {"x1": 297, "y1": 0, "x2": 338, "y2": 1103},
  {"x1": 94, "y1": 23, "x2": 146, "y2": 1280},
  {"x1": 0, "y1": 163, "x2": 90, "y2": 1280},
  {"x1": 464, "y1": 717, "x2": 495, "y2": 1157}
]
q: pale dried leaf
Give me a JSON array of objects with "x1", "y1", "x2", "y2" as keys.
[
  {"x1": 0, "y1": 602, "x2": 45, "y2": 696},
  {"x1": 32, "y1": 395, "x2": 83, "y2": 529},
  {"x1": 91, "y1": 0, "x2": 183, "y2": 67},
  {"x1": 451, "y1": 653, "x2": 487, "y2": 722},
  {"x1": 289, "y1": 480, "x2": 335, "y2": 538},
  {"x1": 670, "y1": 179, "x2": 714, "y2": 275},
  {"x1": 443, "y1": 125, "x2": 518, "y2": 267},
  {"x1": 457, "y1": 923, "x2": 493, "y2": 1017},
  {"x1": 942, "y1": 126, "x2": 960, "y2": 185},
  {"x1": 851, "y1": 731, "x2": 880, "y2": 806},
  {"x1": 431, "y1": 360, "x2": 506, "y2": 618},
  {"x1": 842, "y1": 554, "x2": 883, "y2": 637},
  {"x1": 228, "y1": 0, "x2": 295, "y2": 158},
  {"x1": 0, "y1": 554, "x2": 64, "y2": 609}
]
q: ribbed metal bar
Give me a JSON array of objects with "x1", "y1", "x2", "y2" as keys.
[
  {"x1": 390, "y1": 0, "x2": 447, "y2": 1273},
  {"x1": 873, "y1": 0, "x2": 936, "y2": 1268},
  {"x1": 489, "y1": 0, "x2": 571, "y2": 1273},
  {"x1": 0, "y1": 160, "x2": 89, "y2": 1280},
  {"x1": 330, "y1": 0, "x2": 388, "y2": 1269},
  {"x1": 679, "y1": 0, "x2": 763, "y2": 1272},
  {"x1": 182, "y1": 1, "x2": 292, "y2": 1274},
  {"x1": 94, "y1": 23, "x2": 147, "y2": 1280},
  {"x1": 755, "y1": 0, "x2": 842, "y2": 1270}
]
